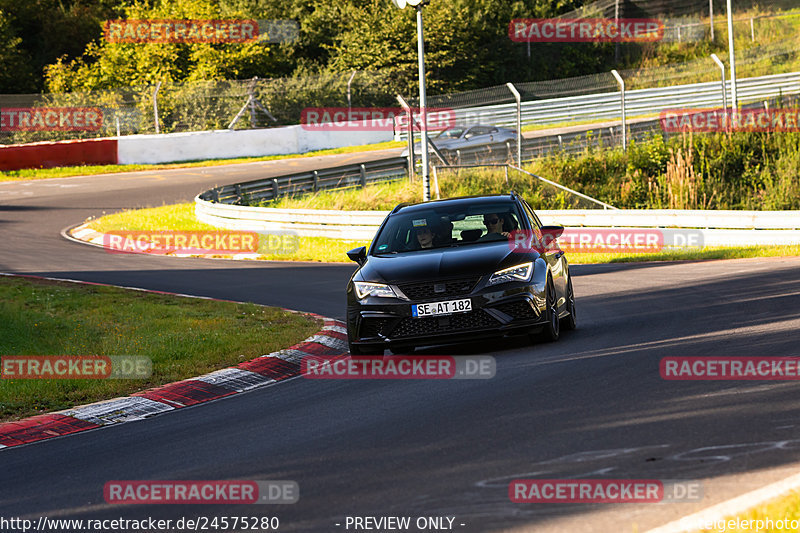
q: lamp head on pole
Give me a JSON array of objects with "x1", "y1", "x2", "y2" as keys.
[{"x1": 391, "y1": 0, "x2": 427, "y2": 8}]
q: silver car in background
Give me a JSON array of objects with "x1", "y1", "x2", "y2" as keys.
[{"x1": 401, "y1": 125, "x2": 518, "y2": 160}]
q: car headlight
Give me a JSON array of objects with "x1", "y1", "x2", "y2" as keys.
[
  {"x1": 354, "y1": 281, "x2": 398, "y2": 300},
  {"x1": 487, "y1": 262, "x2": 534, "y2": 286}
]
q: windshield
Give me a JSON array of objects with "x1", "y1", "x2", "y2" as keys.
[
  {"x1": 371, "y1": 203, "x2": 523, "y2": 254},
  {"x1": 435, "y1": 127, "x2": 464, "y2": 140}
]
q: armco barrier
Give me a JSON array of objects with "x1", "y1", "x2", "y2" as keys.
[
  {"x1": 0, "y1": 138, "x2": 118, "y2": 171},
  {"x1": 198, "y1": 157, "x2": 408, "y2": 206},
  {"x1": 397, "y1": 71, "x2": 800, "y2": 140},
  {"x1": 195, "y1": 200, "x2": 800, "y2": 245}
]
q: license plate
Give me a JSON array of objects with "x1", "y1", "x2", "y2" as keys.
[{"x1": 412, "y1": 298, "x2": 472, "y2": 317}]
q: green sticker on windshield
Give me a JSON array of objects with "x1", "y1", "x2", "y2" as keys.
[{"x1": 377, "y1": 244, "x2": 388, "y2": 251}]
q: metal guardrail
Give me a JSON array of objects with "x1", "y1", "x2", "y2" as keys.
[
  {"x1": 427, "y1": 118, "x2": 661, "y2": 167},
  {"x1": 195, "y1": 199, "x2": 800, "y2": 244},
  {"x1": 397, "y1": 72, "x2": 800, "y2": 140},
  {"x1": 198, "y1": 156, "x2": 408, "y2": 205},
  {"x1": 416, "y1": 91, "x2": 795, "y2": 167},
  {"x1": 195, "y1": 72, "x2": 800, "y2": 244}
]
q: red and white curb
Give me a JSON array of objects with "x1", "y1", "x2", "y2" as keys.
[
  {"x1": 0, "y1": 273, "x2": 348, "y2": 449},
  {"x1": 68, "y1": 223, "x2": 263, "y2": 260}
]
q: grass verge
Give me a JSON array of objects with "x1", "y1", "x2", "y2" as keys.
[
  {"x1": 84, "y1": 202, "x2": 800, "y2": 264},
  {"x1": 0, "y1": 140, "x2": 404, "y2": 182},
  {"x1": 85, "y1": 203, "x2": 367, "y2": 263},
  {"x1": 264, "y1": 129, "x2": 800, "y2": 211},
  {"x1": 0, "y1": 276, "x2": 322, "y2": 421}
]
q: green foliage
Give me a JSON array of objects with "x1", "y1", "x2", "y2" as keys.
[
  {"x1": 0, "y1": 9, "x2": 36, "y2": 92},
  {"x1": 524, "y1": 131, "x2": 800, "y2": 210},
  {"x1": 45, "y1": 0, "x2": 284, "y2": 91},
  {"x1": 327, "y1": 0, "x2": 606, "y2": 95},
  {"x1": 0, "y1": 0, "x2": 793, "y2": 109},
  {"x1": 262, "y1": 130, "x2": 800, "y2": 212},
  {"x1": 41, "y1": 0, "x2": 618, "y2": 95},
  {"x1": 0, "y1": 0, "x2": 120, "y2": 92}
]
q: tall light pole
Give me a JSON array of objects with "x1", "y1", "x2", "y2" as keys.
[
  {"x1": 392, "y1": 0, "x2": 431, "y2": 201},
  {"x1": 709, "y1": 0, "x2": 714, "y2": 41},
  {"x1": 726, "y1": 0, "x2": 738, "y2": 112}
]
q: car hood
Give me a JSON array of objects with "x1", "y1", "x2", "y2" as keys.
[
  {"x1": 401, "y1": 138, "x2": 457, "y2": 156},
  {"x1": 360, "y1": 242, "x2": 535, "y2": 284},
  {"x1": 401, "y1": 136, "x2": 514, "y2": 155}
]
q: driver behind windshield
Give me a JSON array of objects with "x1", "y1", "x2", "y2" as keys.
[
  {"x1": 414, "y1": 223, "x2": 434, "y2": 249},
  {"x1": 411, "y1": 217, "x2": 455, "y2": 250}
]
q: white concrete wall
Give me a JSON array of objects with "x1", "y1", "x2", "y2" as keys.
[
  {"x1": 117, "y1": 125, "x2": 393, "y2": 165},
  {"x1": 299, "y1": 129, "x2": 392, "y2": 153}
]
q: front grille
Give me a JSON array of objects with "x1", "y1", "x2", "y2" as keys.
[
  {"x1": 360, "y1": 317, "x2": 392, "y2": 338},
  {"x1": 391, "y1": 310, "x2": 499, "y2": 338},
  {"x1": 397, "y1": 277, "x2": 480, "y2": 301},
  {"x1": 494, "y1": 300, "x2": 538, "y2": 320}
]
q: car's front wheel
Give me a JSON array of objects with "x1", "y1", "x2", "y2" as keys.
[
  {"x1": 561, "y1": 276, "x2": 577, "y2": 331},
  {"x1": 534, "y1": 276, "x2": 560, "y2": 343}
]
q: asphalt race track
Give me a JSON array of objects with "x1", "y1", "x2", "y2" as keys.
[{"x1": 2, "y1": 151, "x2": 800, "y2": 532}]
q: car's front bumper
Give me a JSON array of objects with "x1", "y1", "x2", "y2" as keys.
[{"x1": 347, "y1": 283, "x2": 547, "y2": 349}]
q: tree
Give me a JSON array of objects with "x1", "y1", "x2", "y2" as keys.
[
  {"x1": 0, "y1": 0, "x2": 121, "y2": 92},
  {"x1": 327, "y1": 0, "x2": 610, "y2": 97},
  {"x1": 0, "y1": 10, "x2": 36, "y2": 93},
  {"x1": 44, "y1": 0, "x2": 285, "y2": 91}
]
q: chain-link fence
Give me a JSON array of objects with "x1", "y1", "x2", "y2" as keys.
[
  {"x1": 559, "y1": 0, "x2": 800, "y2": 41},
  {"x1": 4, "y1": 0, "x2": 800, "y2": 146},
  {"x1": 0, "y1": 70, "x2": 397, "y2": 145},
  {"x1": 407, "y1": 29, "x2": 800, "y2": 124}
]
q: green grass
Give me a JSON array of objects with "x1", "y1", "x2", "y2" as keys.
[
  {"x1": 84, "y1": 202, "x2": 800, "y2": 264},
  {"x1": 87, "y1": 202, "x2": 220, "y2": 233},
  {"x1": 0, "y1": 276, "x2": 322, "y2": 421},
  {"x1": 697, "y1": 490, "x2": 800, "y2": 532},
  {"x1": 330, "y1": 131, "x2": 800, "y2": 212},
  {"x1": 0, "y1": 140, "x2": 404, "y2": 182},
  {"x1": 85, "y1": 203, "x2": 370, "y2": 263},
  {"x1": 265, "y1": 179, "x2": 418, "y2": 211}
]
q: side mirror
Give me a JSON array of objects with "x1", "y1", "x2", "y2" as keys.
[
  {"x1": 540, "y1": 225, "x2": 564, "y2": 240},
  {"x1": 346, "y1": 246, "x2": 367, "y2": 266}
]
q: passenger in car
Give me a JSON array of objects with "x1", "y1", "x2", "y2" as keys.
[{"x1": 480, "y1": 213, "x2": 512, "y2": 240}]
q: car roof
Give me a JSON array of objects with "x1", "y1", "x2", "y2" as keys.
[{"x1": 391, "y1": 194, "x2": 518, "y2": 215}]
